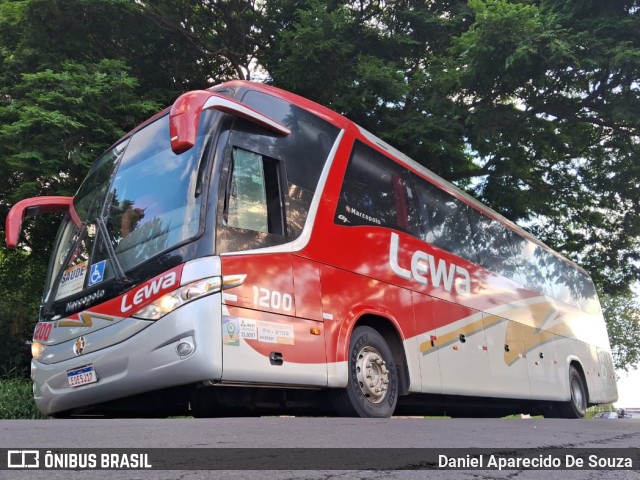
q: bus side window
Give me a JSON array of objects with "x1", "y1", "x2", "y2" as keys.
[
  {"x1": 392, "y1": 174, "x2": 420, "y2": 234},
  {"x1": 468, "y1": 212, "x2": 521, "y2": 278},
  {"x1": 225, "y1": 147, "x2": 285, "y2": 235},
  {"x1": 411, "y1": 176, "x2": 474, "y2": 259},
  {"x1": 335, "y1": 140, "x2": 420, "y2": 236}
]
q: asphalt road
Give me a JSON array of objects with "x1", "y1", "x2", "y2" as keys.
[{"x1": 1, "y1": 417, "x2": 638, "y2": 480}]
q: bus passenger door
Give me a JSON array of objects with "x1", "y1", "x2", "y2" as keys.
[
  {"x1": 214, "y1": 140, "x2": 327, "y2": 387},
  {"x1": 219, "y1": 253, "x2": 327, "y2": 387}
]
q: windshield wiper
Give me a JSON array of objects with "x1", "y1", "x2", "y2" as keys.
[{"x1": 95, "y1": 216, "x2": 133, "y2": 286}]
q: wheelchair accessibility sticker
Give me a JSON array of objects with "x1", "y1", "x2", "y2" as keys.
[{"x1": 88, "y1": 260, "x2": 106, "y2": 287}]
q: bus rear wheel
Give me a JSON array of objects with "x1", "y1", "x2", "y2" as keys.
[
  {"x1": 556, "y1": 366, "x2": 588, "y2": 419},
  {"x1": 334, "y1": 326, "x2": 398, "y2": 418}
]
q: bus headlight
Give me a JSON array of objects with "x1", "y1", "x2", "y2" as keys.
[
  {"x1": 132, "y1": 274, "x2": 245, "y2": 320},
  {"x1": 132, "y1": 276, "x2": 222, "y2": 320},
  {"x1": 31, "y1": 341, "x2": 45, "y2": 360}
]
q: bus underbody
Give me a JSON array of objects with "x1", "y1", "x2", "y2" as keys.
[{"x1": 52, "y1": 383, "x2": 580, "y2": 419}]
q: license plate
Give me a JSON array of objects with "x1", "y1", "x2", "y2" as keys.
[{"x1": 66, "y1": 365, "x2": 97, "y2": 388}]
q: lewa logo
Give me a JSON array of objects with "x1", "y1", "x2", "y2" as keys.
[
  {"x1": 7, "y1": 450, "x2": 39, "y2": 468},
  {"x1": 120, "y1": 271, "x2": 178, "y2": 313},
  {"x1": 389, "y1": 232, "x2": 471, "y2": 295}
]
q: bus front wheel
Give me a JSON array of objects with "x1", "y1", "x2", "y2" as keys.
[{"x1": 334, "y1": 326, "x2": 398, "y2": 418}]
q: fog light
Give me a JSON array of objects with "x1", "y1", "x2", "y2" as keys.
[{"x1": 176, "y1": 341, "x2": 194, "y2": 357}]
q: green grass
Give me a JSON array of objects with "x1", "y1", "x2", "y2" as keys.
[
  {"x1": 586, "y1": 404, "x2": 615, "y2": 419},
  {"x1": 0, "y1": 378, "x2": 47, "y2": 419}
]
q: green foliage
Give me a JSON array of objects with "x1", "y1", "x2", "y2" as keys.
[
  {"x1": 443, "y1": 0, "x2": 640, "y2": 294},
  {"x1": 0, "y1": 0, "x2": 639, "y2": 379},
  {"x1": 586, "y1": 403, "x2": 615, "y2": 420},
  {"x1": 135, "y1": 0, "x2": 266, "y2": 81},
  {"x1": 602, "y1": 293, "x2": 640, "y2": 372},
  {"x1": 0, "y1": 0, "x2": 183, "y2": 380},
  {"x1": 261, "y1": 0, "x2": 640, "y2": 297},
  {"x1": 0, "y1": 376, "x2": 46, "y2": 419},
  {"x1": 0, "y1": 60, "x2": 158, "y2": 203},
  {"x1": 0, "y1": 248, "x2": 48, "y2": 378}
]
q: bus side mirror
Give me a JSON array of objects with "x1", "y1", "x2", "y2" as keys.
[
  {"x1": 5, "y1": 196, "x2": 80, "y2": 249},
  {"x1": 169, "y1": 90, "x2": 291, "y2": 155}
]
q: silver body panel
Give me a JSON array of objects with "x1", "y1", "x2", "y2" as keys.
[{"x1": 32, "y1": 294, "x2": 223, "y2": 415}]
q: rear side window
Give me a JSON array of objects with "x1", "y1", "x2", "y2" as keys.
[
  {"x1": 411, "y1": 177, "x2": 475, "y2": 260},
  {"x1": 468, "y1": 208, "x2": 521, "y2": 279}
]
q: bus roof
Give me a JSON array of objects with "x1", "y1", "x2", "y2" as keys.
[{"x1": 220, "y1": 80, "x2": 352, "y2": 130}]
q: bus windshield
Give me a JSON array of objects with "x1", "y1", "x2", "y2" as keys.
[{"x1": 44, "y1": 112, "x2": 212, "y2": 304}]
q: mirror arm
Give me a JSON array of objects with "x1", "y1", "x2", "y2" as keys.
[{"x1": 5, "y1": 196, "x2": 80, "y2": 249}]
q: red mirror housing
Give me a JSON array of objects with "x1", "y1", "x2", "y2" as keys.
[
  {"x1": 169, "y1": 90, "x2": 291, "y2": 155},
  {"x1": 5, "y1": 196, "x2": 80, "y2": 249}
]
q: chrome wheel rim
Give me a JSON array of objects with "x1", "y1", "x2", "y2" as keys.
[
  {"x1": 571, "y1": 376, "x2": 585, "y2": 411},
  {"x1": 355, "y1": 346, "x2": 390, "y2": 404}
]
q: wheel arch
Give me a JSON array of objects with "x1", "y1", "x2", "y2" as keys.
[{"x1": 351, "y1": 314, "x2": 411, "y2": 396}]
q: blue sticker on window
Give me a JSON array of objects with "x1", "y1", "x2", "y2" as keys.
[{"x1": 88, "y1": 260, "x2": 106, "y2": 287}]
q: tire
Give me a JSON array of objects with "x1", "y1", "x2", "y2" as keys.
[
  {"x1": 556, "y1": 366, "x2": 588, "y2": 419},
  {"x1": 334, "y1": 326, "x2": 398, "y2": 418}
]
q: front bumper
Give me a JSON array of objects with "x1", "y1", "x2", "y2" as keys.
[{"x1": 32, "y1": 294, "x2": 223, "y2": 415}]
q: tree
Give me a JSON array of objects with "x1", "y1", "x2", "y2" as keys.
[
  {"x1": 0, "y1": 0, "x2": 260, "y2": 377},
  {"x1": 259, "y1": 0, "x2": 640, "y2": 371},
  {"x1": 0, "y1": 0, "x2": 195, "y2": 377},
  {"x1": 259, "y1": 0, "x2": 640, "y2": 296},
  {"x1": 1, "y1": 0, "x2": 639, "y2": 374},
  {"x1": 0, "y1": 60, "x2": 158, "y2": 204},
  {"x1": 0, "y1": 249, "x2": 48, "y2": 376},
  {"x1": 602, "y1": 294, "x2": 640, "y2": 372},
  {"x1": 439, "y1": 0, "x2": 640, "y2": 295},
  {"x1": 135, "y1": 0, "x2": 267, "y2": 81}
]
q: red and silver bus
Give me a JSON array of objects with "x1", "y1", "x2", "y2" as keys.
[{"x1": 5, "y1": 80, "x2": 617, "y2": 418}]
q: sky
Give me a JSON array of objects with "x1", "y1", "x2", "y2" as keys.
[{"x1": 615, "y1": 367, "x2": 640, "y2": 408}]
